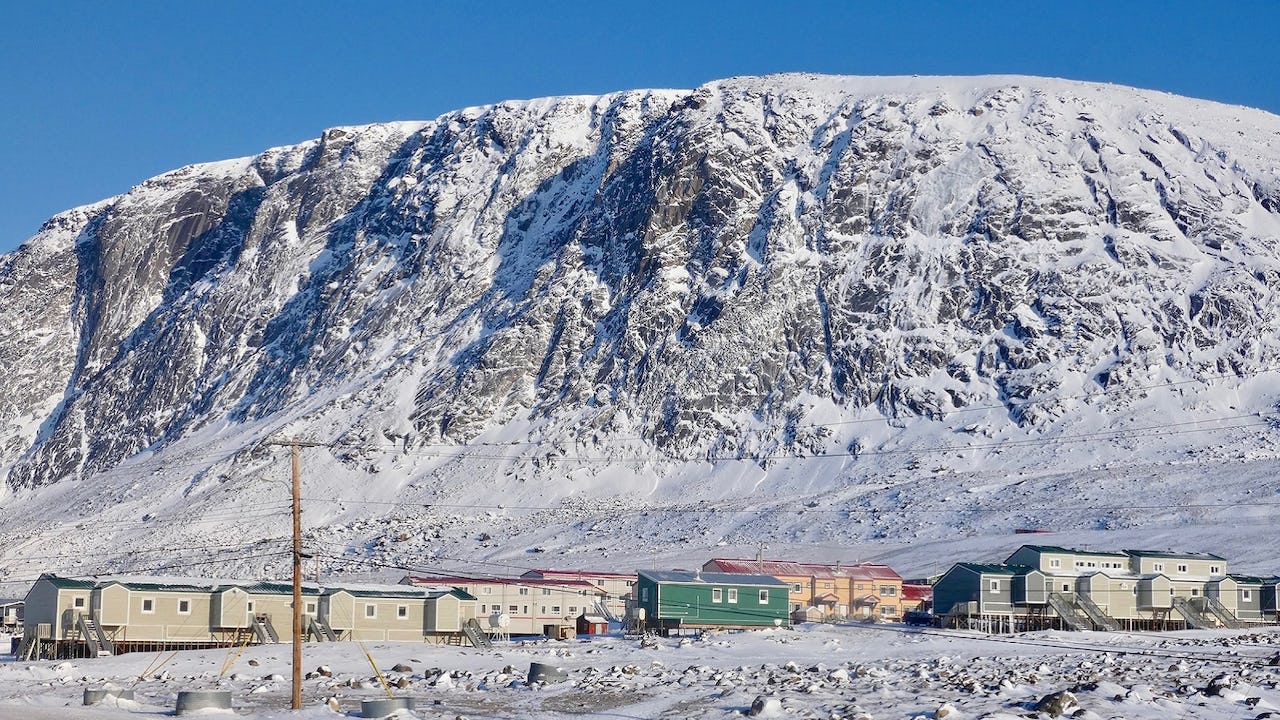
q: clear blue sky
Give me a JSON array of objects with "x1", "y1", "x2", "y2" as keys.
[{"x1": 2, "y1": 1, "x2": 1277, "y2": 253}]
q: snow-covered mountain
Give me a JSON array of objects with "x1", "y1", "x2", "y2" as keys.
[{"x1": 3, "y1": 74, "x2": 1280, "y2": 590}]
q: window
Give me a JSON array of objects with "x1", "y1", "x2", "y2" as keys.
[
  {"x1": 792, "y1": 583, "x2": 802, "y2": 593},
  {"x1": 1243, "y1": 590, "x2": 1253, "y2": 601},
  {"x1": 246, "y1": 601, "x2": 255, "y2": 613},
  {"x1": 518, "y1": 587, "x2": 530, "y2": 596},
  {"x1": 1086, "y1": 561, "x2": 1096, "y2": 568},
  {"x1": 73, "y1": 597, "x2": 86, "y2": 609},
  {"x1": 508, "y1": 605, "x2": 518, "y2": 613},
  {"x1": 178, "y1": 599, "x2": 191, "y2": 615},
  {"x1": 480, "y1": 604, "x2": 487, "y2": 614},
  {"x1": 522, "y1": 605, "x2": 529, "y2": 615},
  {"x1": 728, "y1": 588, "x2": 738, "y2": 604},
  {"x1": 1153, "y1": 563, "x2": 1164, "y2": 572},
  {"x1": 880, "y1": 586, "x2": 897, "y2": 597},
  {"x1": 1062, "y1": 584, "x2": 1070, "y2": 592},
  {"x1": 305, "y1": 602, "x2": 317, "y2": 615},
  {"x1": 791, "y1": 603, "x2": 801, "y2": 611},
  {"x1": 712, "y1": 588, "x2": 723, "y2": 603},
  {"x1": 1049, "y1": 559, "x2": 1061, "y2": 569},
  {"x1": 640, "y1": 588, "x2": 649, "y2": 603},
  {"x1": 142, "y1": 598, "x2": 155, "y2": 614},
  {"x1": 759, "y1": 590, "x2": 769, "y2": 604},
  {"x1": 880, "y1": 605, "x2": 897, "y2": 616},
  {"x1": 989, "y1": 580, "x2": 1000, "y2": 593},
  {"x1": 568, "y1": 606, "x2": 577, "y2": 614},
  {"x1": 1210, "y1": 565, "x2": 1221, "y2": 574},
  {"x1": 542, "y1": 589, "x2": 552, "y2": 595},
  {"x1": 364, "y1": 604, "x2": 377, "y2": 619},
  {"x1": 397, "y1": 605, "x2": 408, "y2": 619},
  {"x1": 1190, "y1": 588, "x2": 1199, "y2": 597},
  {"x1": 482, "y1": 587, "x2": 493, "y2": 595},
  {"x1": 1177, "y1": 564, "x2": 1188, "y2": 574},
  {"x1": 551, "y1": 605, "x2": 561, "y2": 614}
]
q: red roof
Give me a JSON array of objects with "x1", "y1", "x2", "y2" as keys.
[
  {"x1": 521, "y1": 569, "x2": 635, "y2": 581},
  {"x1": 704, "y1": 558, "x2": 902, "y2": 582},
  {"x1": 901, "y1": 583, "x2": 933, "y2": 602},
  {"x1": 404, "y1": 576, "x2": 605, "y2": 593}
]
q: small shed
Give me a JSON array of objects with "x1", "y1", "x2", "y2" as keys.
[{"x1": 576, "y1": 614, "x2": 609, "y2": 635}]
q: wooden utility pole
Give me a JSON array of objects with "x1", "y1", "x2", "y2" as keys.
[
  {"x1": 266, "y1": 437, "x2": 326, "y2": 711},
  {"x1": 290, "y1": 441, "x2": 303, "y2": 711}
]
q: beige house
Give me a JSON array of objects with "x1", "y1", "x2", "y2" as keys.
[
  {"x1": 20, "y1": 574, "x2": 480, "y2": 659},
  {"x1": 939, "y1": 545, "x2": 1248, "y2": 632},
  {"x1": 521, "y1": 569, "x2": 634, "y2": 619},
  {"x1": 404, "y1": 575, "x2": 607, "y2": 637}
]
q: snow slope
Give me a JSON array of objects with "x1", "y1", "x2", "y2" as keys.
[{"x1": 1, "y1": 74, "x2": 1279, "y2": 591}]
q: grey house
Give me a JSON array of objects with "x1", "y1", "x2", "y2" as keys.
[{"x1": 933, "y1": 563, "x2": 1024, "y2": 620}]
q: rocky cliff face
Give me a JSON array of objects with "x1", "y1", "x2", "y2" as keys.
[{"x1": 4, "y1": 74, "x2": 1280, "y2": 503}]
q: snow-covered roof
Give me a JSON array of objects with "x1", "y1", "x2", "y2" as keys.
[
  {"x1": 705, "y1": 559, "x2": 902, "y2": 581},
  {"x1": 639, "y1": 570, "x2": 787, "y2": 587}
]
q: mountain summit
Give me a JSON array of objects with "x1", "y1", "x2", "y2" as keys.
[{"x1": 3, "y1": 75, "x2": 1280, "y2": 579}]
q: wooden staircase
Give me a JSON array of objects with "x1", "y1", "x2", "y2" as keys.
[
  {"x1": 76, "y1": 613, "x2": 114, "y2": 656},
  {"x1": 251, "y1": 615, "x2": 280, "y2": 643},
  {"x1": 1046, "y1": 593, "x2": 1092, "y2": 631}
]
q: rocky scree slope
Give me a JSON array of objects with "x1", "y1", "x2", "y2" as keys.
[{"x1": 2, "y1": 74, "x2": 1280, "y2": 555}]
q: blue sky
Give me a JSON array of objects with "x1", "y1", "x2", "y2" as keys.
[{"x1": 2, "y1": 1, "x2": 1277, "y2": 253}]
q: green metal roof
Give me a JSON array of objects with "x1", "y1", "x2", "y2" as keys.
[
  {"x1": 1012, "y1": 544, "x2": 1128, "y2": 558},
  {"x1": 953, "y1": 563, "x2": 1025, "y2": 576},
  {"x1": 39, "y1": 574, "x2": 96, "y2": 589},
  {"x1": 1124, "y1": 549, "x2": 1227, "y2": 561}
]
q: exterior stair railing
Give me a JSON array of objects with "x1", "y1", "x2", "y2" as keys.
[
  {"x1": 1194, "y1": 596, "x2": 1243, "y2": 629},
  {"x1": 1046, "y1": 593, "x2": 1092, "y2": 631},
  {"x1": 1073, "y1": 593, "x2": 1120, "y2": 631},
  {"x1": 1171, "y1": 597, "x2": 1215, "y2": 629}
]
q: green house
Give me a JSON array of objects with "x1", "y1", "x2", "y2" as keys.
[{"x1": 635, "y1": 570, "x2": 789, "y2": 633}]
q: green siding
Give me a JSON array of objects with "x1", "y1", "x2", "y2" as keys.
[{"x1": 637, "y1": 576, "x2": 788, "y2": 628}]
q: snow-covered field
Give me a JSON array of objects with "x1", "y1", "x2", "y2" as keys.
[{"x1": 3, "y1": 624, "x2": 1280, "y2": 719}]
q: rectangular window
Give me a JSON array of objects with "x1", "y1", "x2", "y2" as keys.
[
  {"x1": 1177, "y1": 564, "x2": 1188, "y2": 574},
  {"x1": 518, "y1": 588, "x2": 529, "y2": 596},
  {"x1": 568, "y1": 606, "x2": 577, "y2": 614},
  {"x1": 1062, "y1": 584, "x2": 1070, "y2": 592},
  {"x1": 759, "y1": 589, "x2": 769, "y2": 604},
  {"x1": 1191, "y1": 588, "x2": 1199, "y2": 597},
  {"x1": 541, "y1": 588, "x2": 552, "y2": 596},
  {"x1": 792, "y1": 583, "x2": 802, "y2": 593},
  {"x1": 728, "y1": 588, "x2": 738, "y2": 604},
  {"x1": 480, "y1": 604, "x2": 487, "y2": 614},
  {"x1": 305, "y1": 602, "x2": 317, "y2": 615},
  {"x1": 551, "y1": 605, "x2": 561, "y2": 614},
  {"x1": 1210, "y1": 565, "x2": 1221, "y2": 574},
  {"x1": 397, "y1": 605, "x2": 407, "y2": 619},
  {"x1": 712, "y1": 588, "x2": 722, "y2": 603},
  {"x1": 482, "y1": 587, "x2": 493, "y2": 595},
  {"x1": 522, "y1": 605, "x2": 529, "y2": 615},
  {"x1": 246, "y1": 601, "x2": 255, "y2": 613},
  {"x1": 989, "y1": 580, "x2": 999, "y2": 593},
  {"x1": 364, "y1": 604, "x2": 377, "y2": 618},
  {"x1": 142, "y1": 598, "x2": 155, "y2": 614},
  {"x1": 1154, "y1": 563, "x2": 1164, "y2": 572},
  {"x1": 73, "y1": 597, "x2": 86, "y2": 609},
  {"x1": 508, "y1": 605, "x2": 518, "y2": 613},
  {"x1": 640, "y1": 588, "x2": 649, "y2": 603},
  {"x1": 879, "y1": 586, "x2": 897, "y2": 596},
  {"x1": 178, "y1": 599, "x2": 191, "y2": 614},
  {"x1": 1243, "y1": 590, "x2": 1253, "y2": 601},
  {"x1": 1049, "y1": 559, "x2": 1061, "y2": 568}
]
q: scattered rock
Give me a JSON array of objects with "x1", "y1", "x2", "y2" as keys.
[
  {"x1": 935, "y1": 702, "x2": 959, "y2": 718},
  {"x1": 748, "y1": 695, "x2": 783, "y2": 717},
  {"x1": 1034, "y1": 690, "x2": 1080, "y2": 716},
  {"x1": 392, "y1": 663, "x2": 413, "y2": 672}
]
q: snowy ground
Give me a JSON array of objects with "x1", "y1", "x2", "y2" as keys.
[{"x1": 3, "y1": 624, "x2": 1280, "y2": 719}]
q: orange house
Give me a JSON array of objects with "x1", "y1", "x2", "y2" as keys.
[{"x1": 702, "y1": 559, "x2": 904, "y2": 620}]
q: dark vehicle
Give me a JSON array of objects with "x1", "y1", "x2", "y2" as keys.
[{"x1": 902, "y1": 611, "x2": 935, "y2": 627}]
